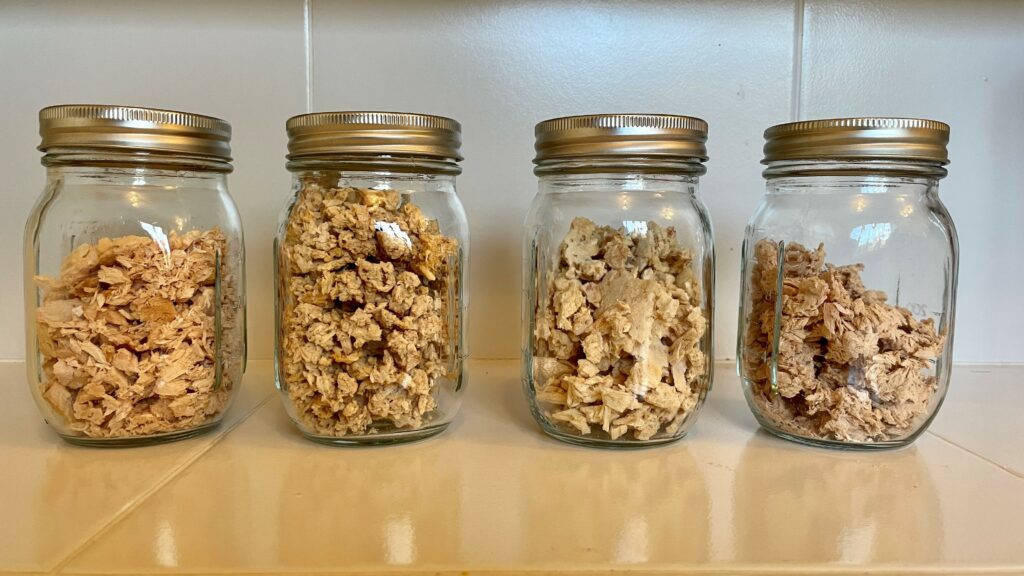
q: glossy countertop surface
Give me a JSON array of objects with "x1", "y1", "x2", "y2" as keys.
[{"x1": 2, "y1": 360, "x2": 1022, "y2": 575}]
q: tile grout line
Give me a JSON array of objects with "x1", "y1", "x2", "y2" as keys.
[
  {"x1": 926, "y1": 429, "x2": 1024, "y2": 481},
  {"x1": 304, "y1": 0, "x2": 314, "y2": 113},
  {"x1": 46, "y1": 391, "x2": 277, "y2": 576},
  {"x1": 790, "y1": 0, "x2": 805, "y2": 121}
]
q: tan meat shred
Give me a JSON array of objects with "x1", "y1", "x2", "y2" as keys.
[
  {"x1": 742, "y1": 239, "x2": 945, "y2": 443},
  {"x1": 280, "y1": 177, "x2": 459, "y2": 436},
  {"x1": 533, "y1": 217, "x2": 708, "y2": 441},
  {"x1": 34, "y1": 229, "x2": 239, "y2": 438}
]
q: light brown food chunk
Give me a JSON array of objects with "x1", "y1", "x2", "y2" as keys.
[
  {"x1": 34, "y1": 230, "x2": 239, "y2": 438},
  {"x1": 280, "y1": 179, "x2": 460, "y2": 436},
  {"x1": 742, "y1": 239, "x2": 945, "y2": 443},
  {"x1": 532, "y1": 217, "x2": 708, "y2": 441}
]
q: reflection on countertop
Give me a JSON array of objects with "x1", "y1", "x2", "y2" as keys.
[
  {"x1": 2, "y1": 360, "x2": 1022, "y2": 574},
  {"x1": 734, "y1": 431, "x2": 941, "y2": 564}
]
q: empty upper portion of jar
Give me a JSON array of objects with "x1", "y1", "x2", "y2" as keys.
[
  {"x1": 285, "y1": 111, "x2": 462, "y2": 174},
  {"x1": 38, "y1": 104, "x2": 233, "y2": 171},
  {"x1": 762, "y1": 117, "x2": 949, "y2": 178},
  {"x1": 533, "y1": 114, "x2": 708, "y2": 175}
]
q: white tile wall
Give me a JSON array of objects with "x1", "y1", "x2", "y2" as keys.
[
  {"x1": 0, "y1": 0, "x2": 306, "y2": 362},
  {"x1": 310, "y1": 0, "x2": 794, "y2": 360},
  {"x1": 1, "y1": 0, "x2": 1021, "y2": 363},
  {"x1": 801, "y1": 0, "x2": 1024, "y2": 363}
]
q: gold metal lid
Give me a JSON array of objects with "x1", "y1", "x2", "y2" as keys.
[
  {"x1": 533, "y1": 114, "x2": 708, "y2": 163},
  {"x1": 286, "y1": 111, "x2": 462, "y2": 161},
  {"x1": 763, "y1": 117, "x2": 950, "y2": 164},
  {"x1": 38, "y1": 104, "x2": 232, "y2": 161}
]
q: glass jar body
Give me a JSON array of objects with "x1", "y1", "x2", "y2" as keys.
[
  {"x1": 24, "y1": 156, "x2": 246, "y2": 446},
  {"x1": 523, "y1": 161, "x2": 715, "y2": 447},
  {"x1": 737, "y1": 161, "x2": 958, "y2": 449},
  {"x1": 275, "y1": 160, "x2": 469, "y2": 445}
]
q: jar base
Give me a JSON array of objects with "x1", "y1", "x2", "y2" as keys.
[
  {"x1": 300, "y1": 422, "x2": 450, "y2": 447},
  {"x1": 758, "y1": 423, "x2": 917, "y2": 451},
  {"x1": 539, "y1": 425, "x2": 688, "y2": 449},
  {"x1": 58, "y1": 420, "x2": 222, "y2": 448}
]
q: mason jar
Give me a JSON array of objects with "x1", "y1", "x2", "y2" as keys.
[
  {"x1": 24, "y1": 104, "x2": 246, "y2": 446},
  {"x1": 523, "y1": 114, "x2": 715, "y2": 447},
  {"x1": 738, "y1": 117, "x2": 958, "y2": 449},
  {"x1": 276, "y1": 112, "x2": 469, "y2": 445}
]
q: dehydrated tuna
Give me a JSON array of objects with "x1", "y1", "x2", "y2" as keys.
[
  {"x1": 35, "y1": 230, "x2": 238, "y2": 438},
  {"x1": 742, "y1": 239, "x2": 944, "y2": 443}
]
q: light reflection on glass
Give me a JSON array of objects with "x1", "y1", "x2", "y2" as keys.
[
  {"x1": 850, "y1": 223, "x2": 892, "y2": 249},
  {"x1": 623, "y1": 220, "x2": 648, "y2": 237},
  {"x1": 853, "y1": 197, "x2": 868, "y2": 213},
  {"x1": 900, "y1": 204, "x2": 914, "y2": 217},
  {"x1": 618, "y1": 194, "x2": 632, "y2": 211},
  {"x1": 139, "y1": 222, "x2": 172, "y2": 266},
  {"x1": 375, "y1": 221, "x2": 413, "y2": 247},
  {"x1": 126, "y1": 190, "x2": 141, "y2": 208},
  {"x1": 660, "y1": 207, "x2": 675, "y2": 221}
]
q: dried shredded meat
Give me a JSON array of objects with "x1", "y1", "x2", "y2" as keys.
[
  {"x1": 532, "y1": 217, "x2": 708, "y2": 441},
  {"x1": 742, "y1": 239, "x2": 945, "y2": 443},
  {"x1": 279, "y1": 177, "x2": 459, "y2": 436},
  {"x1": 35, "y1": 229, "x2": 239, "y2": 438}
]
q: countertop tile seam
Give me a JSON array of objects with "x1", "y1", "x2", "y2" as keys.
[
  {"x1": 926, "y1": 429, "x2": 1024, "y2": 481},
  {"x1": 47, "y1": 390, "x2": 277, "y2": 576}
]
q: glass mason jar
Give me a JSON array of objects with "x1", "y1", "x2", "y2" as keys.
[
  {"x1": 738, "y1": 117, "x2": 958, "y2": 450},
  {"x1": 523, "y1": 114, "x2": 715, "y2": 447},
  {"x1": 276, "y1": 112, "x2": 469, "y2": 445},
  {"x1": 24, "y1": 105, "x2": 246, "y2": 446}
]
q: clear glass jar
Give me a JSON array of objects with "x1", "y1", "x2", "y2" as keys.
[
  {"x1": 738, "y1": 118, "x2": 958, "y2": 450},
  {"x1": 523, "y1": 114, "x2": 715, "y2": 447},
  {"x1": 276, "y1": 112, "x2": 468, "y2": 445},
  {"x1": 24, "y1": 105, "x2": 246, "y2": 446}
]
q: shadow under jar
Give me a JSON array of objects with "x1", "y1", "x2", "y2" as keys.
[
  {"x1": 738, "y1": 118, "x2": 959, "y2": 450},
  {"x1": 276, "y1": 112, "x2": 469, "y2": 445},
  {"x1": 24, "y1": 105, "x2": 246, "y2": 446},
  {"x1": 523, "y1": 114, "x2": 715, "y2": 448}
]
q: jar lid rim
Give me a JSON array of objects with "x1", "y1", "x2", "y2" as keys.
[
  {"x1": 534, "y1": 114, "x2": 709, "y2": 164},
  {"x1": 38, "y1": 104, "x2": 232, "y2": 162},
  {"x1": 286, "y1": 111, "x2": 463, "y2": 162},
  {"x1": 762, "y1": 117, "x2": 949, "y2": 165}
]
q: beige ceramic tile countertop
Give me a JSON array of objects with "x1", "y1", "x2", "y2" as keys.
[{"x1": 2, "y1": 360, "x2": 1022, "y2": 575}]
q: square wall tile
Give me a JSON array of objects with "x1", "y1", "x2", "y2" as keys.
[
  {"x1": 312, "y1": 0, "x2": 796, "y2": 359},
  {"x1": 801, "y1": 0, "x2": 1024, "y2": 362},
  {"x1": 0, "y1": 0, "x2": 307, "y2": 361}
]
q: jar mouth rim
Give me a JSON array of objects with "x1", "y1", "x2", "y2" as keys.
[
  {"x1": 762, "y1": 159, "x2": 947, "y2": 179},
  {"x1": 40, "y1": 148, "x2": 233, "y2": 173},
  {"x1": 534, "y1": 155, "x2": 707, "y2": 176},
  {"x1": 286, "y1": 154, "x2": 462, "y2": 176}
]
